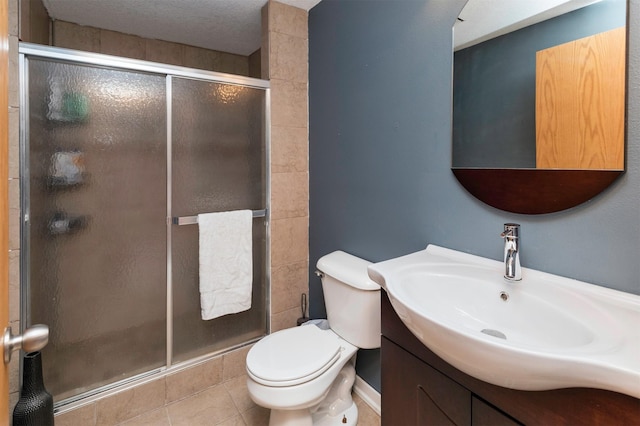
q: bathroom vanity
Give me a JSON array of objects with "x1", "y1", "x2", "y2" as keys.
[{"x1": 381, "y1": 292, "x2": 640, "y2": 425}]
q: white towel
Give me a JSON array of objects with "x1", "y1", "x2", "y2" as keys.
[{"x1": 198, "y1": 210, "x2": 253, "y2": 320}]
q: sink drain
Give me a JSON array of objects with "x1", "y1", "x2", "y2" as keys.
[{"x1": 481, "y1": 329, "x2": 507, "y2": 339}]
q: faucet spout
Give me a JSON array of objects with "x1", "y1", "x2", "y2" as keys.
[
  {"x1": 505, "y1": 247, "x2": 520, "y2": 280},
  {"x1": 501, "y1": 224, "x2": 522, "y2": 281}
]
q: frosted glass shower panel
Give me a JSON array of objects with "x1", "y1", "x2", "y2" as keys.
[
  {"x1": 25, "y1": 58, "x2": 168, "y2": 401},
  {"x1": 171, "y1": 77, "x2": 267, "y2": 361},
  {"x1": 172, "y1": 78, "x2": 266, "y2": 212}
]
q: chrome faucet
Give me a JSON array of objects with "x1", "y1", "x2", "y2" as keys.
[{"x1": 501, "y1": 223, "x2": 521, "y2": 281}]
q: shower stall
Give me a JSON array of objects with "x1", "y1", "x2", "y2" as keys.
[{"x1": 19, "y1": 44, "x2": 270, "y2": 405}]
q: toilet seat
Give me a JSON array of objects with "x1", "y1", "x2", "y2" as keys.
[{"x1": 246, "y1": 326, "x2": 342, "y2": 387}]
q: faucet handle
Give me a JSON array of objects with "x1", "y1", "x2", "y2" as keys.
[{"x1": 500, "y1": 223, "x2": 520, "y2": 239}]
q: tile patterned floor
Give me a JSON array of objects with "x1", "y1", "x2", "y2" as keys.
[
  {"x1": 114, "y1": 389, "x2": 379, "y2": 426},
  {"x1": 56, "y1": 374, "x2": 380, "y2": 426}
]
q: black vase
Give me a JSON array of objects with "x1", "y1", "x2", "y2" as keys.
[{"x1": 12, "y1": 351, "x2": 54, "y2": 426}]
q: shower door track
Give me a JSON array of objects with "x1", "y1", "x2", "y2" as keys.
[
  {"x1": 19, "y1": 43, "x2": 271, "y2": 410},
  {"x1": 54, "y1": 336, "x2": 263, "y2": 415}
]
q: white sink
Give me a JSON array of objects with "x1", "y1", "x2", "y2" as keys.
[{"x1": 368, "y1": 245, "x2": 640, "y2": 398}]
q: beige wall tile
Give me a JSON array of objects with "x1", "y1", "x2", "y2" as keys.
[
  {"x1": 270, "y1": 306, "x2": 300, "y2": 332},
  {"x1": 184, "y1": 45, "x2": 216, "y2": 71},
  {"x1": 9, "y1": 391, "x2": 20, "y2": 418},
  {"x1": 95, "y1": 378, "x2": 165, "y2": 425},
  {"x1": 269, "y1": 1, "x2": 308, "y2": 40},
  {"x1": 9, "y1": 0, "x2": 18, "y2": 37},
  {"x1": 270, "y1": 217, "x2": 308, "y2": 266},
  {"x1": 55, "y1": 403, "x2": 97, "y2": 426},
  {"x1": 216, "y1": 52, "x2": 249, "y2": 76},
  {"x1": 165, "y1": 356, "x2": 223, "y2": 404},
  {"x1": 223, "y1": 374, "x2": 256, "y2": 413},
  {"x1": 49, "y1": 21, "x2": 252, "y2": 77},
  {"x1": 29, "y1": 0, "x2": 50, "y2": 44},
  {"x1": 166, "y1": 384, "x2": 238, "y2": 426},
  {"x1": 270, "y1": 79, "x2": 308, "y2": 128},
  {"x1": 222, "y1": 345, "x2": 252, "y2": 382},
  {"x1": 18, "y1": 0, "x2": 30, "y2": 40},
  {"x1": 53, "y1": 21, "x2": 100, "y2": 53},
  {"x1": 100, "y1": 29, "x2": 145, "y2": 60},
  {"x1": 9, "y1": 35, "x2": 19, "y2": 108},
  {"x1": 248, "y1": 49, "x2": 261, "y2": 79},
  {"x1": 8, "y1": 322, "x2": 20, "y2": 396},
  {"x1": 145, "y1": 39, "x2": 185, "y2": 66},
  {"x1": 7, "y1": 329, "x2": 19, "y2": 414},
  {"x1": 261, "y1": 4, "x2": 270, "y2": 80},
  {"x1": 9, "y1": 178, "x2": 20, "y2": 250},
  {"x1": 271, "y1": 172, "x2": 308, "y2": 219},
  {"x1": 9, "y1": 107, "x2": 19, "y2": 179},
  {"x1": 271, "y1": 125, "x2": 308, "y2": 173},
  {"x1": 9, "y1": 250, "x2": 20, "y2": 323},
  {"x1": 265, "y1": 0, "x2": 310, "y2": 339},
  {"x1": 271, "y1": 261, "x2": 308, "y2": 314},
  {"x1": 269, "y1": 31, "x2": 307, "y2": 83}
]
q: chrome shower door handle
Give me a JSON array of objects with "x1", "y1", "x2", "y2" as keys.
[{"x1": 3, "y1": 324, "x2": 49, "y2": 364}]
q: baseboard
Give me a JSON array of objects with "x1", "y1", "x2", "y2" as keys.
[{"x1": 354, "y1": 375, "x2": 381, "y2": 416}]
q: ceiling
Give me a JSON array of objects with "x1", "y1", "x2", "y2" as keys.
[
  {"x1": 42, "y1": 0, "x2": 601, "y2": 56},
  {"x1": 42, "y1": 0, "x2": 322, "y2": 56},
  {"x1": 454, "y1": 0, "x2": 601, "y2": 50}
]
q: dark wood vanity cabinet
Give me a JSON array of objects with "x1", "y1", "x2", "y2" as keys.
[
  {"x1": 383, "y1": 337, "x2": 520, "y2": 426},
  {"x1": 383, "y1": 336, "x2": 470, "y2": 425},
  {"x1": 381, "y1": 292, "x2": 640, "y2": 425}
]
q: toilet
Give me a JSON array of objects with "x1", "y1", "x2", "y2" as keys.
[{"x1": 246, "y1": 251, "x2": 381, "y2": 426}]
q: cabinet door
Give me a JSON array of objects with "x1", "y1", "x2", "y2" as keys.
[
  {"x1": 472, "y1": 397, "x2": 522, "y2": 426},
  {"x1": 382, "y1": 337, "x2": 471, "y2": 426}
]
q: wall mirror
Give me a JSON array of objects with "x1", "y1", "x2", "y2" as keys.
[{"x1": 452, "y1": 0, "x2": 627, "y2": 214}]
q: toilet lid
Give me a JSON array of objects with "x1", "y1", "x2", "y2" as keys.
[{"x1": 246, "y1": 326, "x2": 342, "y2": 387}]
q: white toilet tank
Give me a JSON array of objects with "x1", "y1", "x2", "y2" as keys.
[{"x1": 316, "y1": 251, "x2": 381, "y2": 349}]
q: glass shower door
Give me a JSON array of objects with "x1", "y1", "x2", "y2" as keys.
[
  {"x1": 24, "y1": 58, "x2": 168, "y2": 401},
  {"x1": 171, "y1": 77, "x2": 268, "y2": 362}
]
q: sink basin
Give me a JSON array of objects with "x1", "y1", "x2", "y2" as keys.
[{"x1": 368, "y1": 245, "x2": 640, "y2": 398}]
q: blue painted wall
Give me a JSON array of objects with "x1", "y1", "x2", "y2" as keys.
[{"x1": 309, "y1": 0, "x2": 639, "y2": 392}]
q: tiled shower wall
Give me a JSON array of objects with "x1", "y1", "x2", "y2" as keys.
[
  {"x1": 50, "y1": 20, "x2": 256, "y2": 77},
  {"x1": 7, "y1": 0, "x2": 310, "y2": 423},
  {"x1": 263, "y1": 1, "x2": 310, "y2": 334}
]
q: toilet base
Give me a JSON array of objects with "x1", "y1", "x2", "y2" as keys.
[
  {"x1": 268, "y1": 401, "x2": 358, "y2": 426},
  {"x1": 311, "y1": 362, "x2": 357, "y2": 424},
  {"x1": 313, "y1": 401, "x2": 358, "y2": 426},
  {"x1": 269, "y1": 408, "x2": 313, "y2": 426},
  {"x1": 267, "y1": 363, "x2": 358, "y2": 426}
]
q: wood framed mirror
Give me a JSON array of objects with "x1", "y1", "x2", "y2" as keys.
[{"x1": 451, "y1": 0, "x2": 627, "y2": 214}]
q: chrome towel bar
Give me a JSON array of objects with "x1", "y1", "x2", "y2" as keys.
[{"x1": 171, "y1": 209, "x2": 267, "y2": 226}]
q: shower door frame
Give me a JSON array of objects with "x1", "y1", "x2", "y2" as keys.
[{"x1": 18, "y1": 43, "x2": 271, "y2": 409}]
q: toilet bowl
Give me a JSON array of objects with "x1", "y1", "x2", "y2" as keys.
[
  {"x1": 246, "y1": 325, "x2": 358, "y2": 425},
  {"x1": 246, "y1": 250, "x2": 381, "y2": 425}
]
